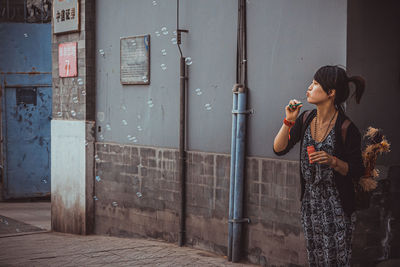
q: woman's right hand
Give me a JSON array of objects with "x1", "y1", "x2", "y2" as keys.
[{"x1": 285, "y1": 99, "x2": 303, "y2": 122}]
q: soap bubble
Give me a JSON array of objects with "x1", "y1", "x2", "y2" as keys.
[
  {"x1": 152, "y1": 0, "x2": 157, "y2": 6},
  {"x1": 120, "y1": 104, "x2": 127, "y2": 112},
  {"x1": 155, "y1": 31, "x2": 161, "y2": 37},
  {"x1": 142, "y1": 75, "x2": 148, "y2": 83},
  {"x1": 93, "y1": 196, "x2": 98, "y2": 201},
  {"x1": 99, "y1": 49, "x2": 105, "y2": 56},
  {"x1": 95, "y1": 154, "x2": 100, "y2": 162},
  {"x1": 147, "y1": 99, "x2": 154, "y2": 108},
  {"x1": 106, "y1": 124, "x2": 111, "y2": 131},
  {"x1": 95, "y1": 175, "x2": 101, "y2": 182},
  {"x1": 205, "y1": 103, "x2": 212, "y2": 111},
  {"x1": 24, "y1": 33, "x2": 28, "y2": 38},
  {"x1": 99, "y1": 134, "x2": 104, "y2": 141},
  {"x1": 41, "y1": 177, "x2": 48, "y2": 184},
  {"x1": 57, "y1": 111, "x2": 62, "y2": 117},
  {"x1": 171, "y1": 37, "x2": 177, "y2": 45},
  {"x1": 72, "y1": 96, "x2": 78, "y2": 103},
  {"x1": 137, "y1": 163, "x2": 144, "y2": 168},
  {"x1": 112, "y1": 201, "x2": 118, "y2": 207},
  {"x1": 77, "y1": 78, "x2": 84, "y2": 85},
  {"x1": 127, "y1": 135, "x2": 138, "y2": 143},
  {"x1": 16, "y1": 228, "x2": 21, "y2": 233},
  {"x1": 137, "y1": 125, "x2": 143, "y2": 131},
  {"x1": 122, "y1": 120, "x2": 128, "y2": 126},
  {"x1": 161, "y1": 27, "x2": 168, "y2": 35},
  {"x1": 81, "y1": 90, "x2": 86, "y2": 96},
  {"x1": 161, "y1": 49, "x2": 167, "y2": 56},
  {"x1": 97, "y1": 112, "x2": 105, "y2": 122},
  {"x1": 160, "y1": 63, "x2": 167, "y2": 70},
  {"x1": 195, "y1": 88, "x2": 202, "y2": 96},
  {"x1": 71, "y1": 110, "x2": 76, "y2": 117},
  {"x1": 173, "y1": 30, "x2": 177, "y2": 36},
  {"x1": 136, "y1": 192, "x2": 143, "y2": 198},
  {"x1": 185, "y1": 57, "x2": 193, "y2": 65}
]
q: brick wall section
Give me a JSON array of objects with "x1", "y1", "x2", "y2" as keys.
[
  {"x1": 94, "y1": 143, "x2": 307, "y2": 266},
  {"x1": 93, "y1": 141, "x2": 396, "y2": 266},
  {"x1": 51, "y1": 0, "x2": 96, "y2": 121},
  {"x1": 51, "y1": 0, "x2": 96, "y2": 234}
]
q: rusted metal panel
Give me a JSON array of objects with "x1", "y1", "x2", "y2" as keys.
[
  {"x1": 4, "y1": 85, "x2": 51, "y2": 198},
  {"x1": 1, "y1": 22, "x2": 52, "y2": 199}
]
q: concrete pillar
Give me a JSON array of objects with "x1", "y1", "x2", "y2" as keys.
[{"x1": 51, "y1": 0, "x2": 96, "y2": 234}]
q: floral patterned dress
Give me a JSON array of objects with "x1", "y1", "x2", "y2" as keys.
[{"x1": 300, "y1": 124, "x2": 356, "y2": 267}]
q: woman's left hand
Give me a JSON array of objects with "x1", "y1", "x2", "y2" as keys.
[{"x1": 309, "y1": 151, "x2": 334, "y2": 166}]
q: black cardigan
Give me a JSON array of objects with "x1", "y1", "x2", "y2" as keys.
[{"x1": 273, "y1": 109, "x2": 365, "y2": 217}]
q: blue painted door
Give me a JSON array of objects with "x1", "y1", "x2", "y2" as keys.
[
  {"x1": 4, "y1": 86, "x2": 52, "y2": 198},
  {"x1": 1, "y1": 23, "x2": 52, "y2": 199}
]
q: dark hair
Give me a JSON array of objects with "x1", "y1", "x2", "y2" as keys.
[{"x1": 313, "y1": 65, "x2": 365, "y2": 113}]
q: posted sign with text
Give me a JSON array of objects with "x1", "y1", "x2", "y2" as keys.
[{"x1": 59, "y1": 42, "x2": 77, "y2": 77}]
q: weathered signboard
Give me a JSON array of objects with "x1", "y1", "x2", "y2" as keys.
[
  {"x1": 120, "y1": 35, "x2": 150, "y2": 85},
  {"x1": 53, "y1": 0, "x2": 79, "y2": 34},
  {"x1": 59, "y1": 42, "x2": 77, "y2": 77}
]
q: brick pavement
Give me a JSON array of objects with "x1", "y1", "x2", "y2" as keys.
[{"x1": 0, "y1": 232, "x2": 257, "y2": 266}]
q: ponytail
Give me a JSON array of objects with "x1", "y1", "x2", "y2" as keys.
[
  {"x1": 314, "y1": 65, "x2": 366, "y2": 113},
  {"x1": 348, "y1": 75, "x2": 365, "y2": 104}
]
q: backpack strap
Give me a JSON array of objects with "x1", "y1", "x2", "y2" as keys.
[{"x1": 341, "y1": 119, "x2": 351, "y2": 144}]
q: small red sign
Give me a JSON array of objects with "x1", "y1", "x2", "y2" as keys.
[{"x1": 59, "y1": 42, "x2": 77, "y2": 77}]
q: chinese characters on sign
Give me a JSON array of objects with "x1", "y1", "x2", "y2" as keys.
[
  {"x1": 120, "y1": 35, "x2": 151, "y2": 85},
  {"x1": 53, "y1": 0, "x2": 79, "y2": 34},
  {"x1": 59, "y1": 42, "x2": 77, "y2": 77}
]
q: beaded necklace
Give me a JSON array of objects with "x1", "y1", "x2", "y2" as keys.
[{"x1": 314, "y1": 110, "x2": 337, "y2": 142}]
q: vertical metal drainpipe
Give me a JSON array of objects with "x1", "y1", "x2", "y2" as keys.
[
  {"x1": 228, "y1": 86, "x2": 239, "y2": 260},
  {"x1": 178, "y1": 56, "x2": 187, "y2": 247},
  {"x1": 228, "y1": 0, "x2": 249, "y2": 262},
  {"x1": 232, "y1": 86, "x2": 248, "y2": 262}
]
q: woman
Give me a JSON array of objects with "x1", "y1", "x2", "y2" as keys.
[{"x1": 273, "y1": 65, "x2": 366, "y2": 266}]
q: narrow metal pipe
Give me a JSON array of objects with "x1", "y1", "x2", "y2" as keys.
[
  {"x1": 232, "y1": 86, "x2": 247, "y2": 262},
  {"x1": 178, "y1": 56, "x2": 187, "y2": 247},
  {"x1": 228, "y1": 86, "x2": 239, "y2": 261},
  {"x1": 230, "y1": 0, "x2": 248, "y2": 262}
]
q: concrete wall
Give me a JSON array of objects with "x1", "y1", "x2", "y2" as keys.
[
  {"x1": 347, "y1": 0, "x2": 400, "y2": 264},
  {"x1": 95, "y1": 0, "x2": 347, "y2": 160},
  {"x1": 48, "y1": 0, "x2": 400, "y2": 264},
  {"x1": 51, "y1": 0, "x2": 96, "y2": 234},
  {"x1": 347, "y1": 0, "x2": 400, "y2": 166},
  {"x1": 51, "y1": 120, "x2": 90, "y2": 233},
  {"x1": 92, "y1": 0, "x2": 348, "y2": 266},
  {"x1": 94, "y1": 144, "x2": 307, "y2": 266}
]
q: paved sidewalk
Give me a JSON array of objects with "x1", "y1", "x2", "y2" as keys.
[
  {"x1": 0, "y1": 231, "x2": 255, "y2": 266},
  {"x1": 0, "y1": 202, "x2": 51, "y2": 230}
]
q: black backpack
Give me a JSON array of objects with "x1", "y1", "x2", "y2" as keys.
[{"x1": 302, "y1": 110, "x2": 370, "y2": 211}]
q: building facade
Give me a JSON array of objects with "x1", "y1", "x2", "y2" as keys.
[{"x1": 48, "y1": 0, "x2": 400, "y2": 266}]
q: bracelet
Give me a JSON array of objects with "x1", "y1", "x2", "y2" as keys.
[
  {"x1": 283, "y1": 118, "x2": 295, "y2": 127},
  {"x1": 283, "y1": 118, "x2": 295, "y2": 140}
]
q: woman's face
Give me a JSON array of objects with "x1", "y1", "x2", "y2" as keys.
[{"x1": 307, "y1": 79, "x2": 331, "y2": 104}]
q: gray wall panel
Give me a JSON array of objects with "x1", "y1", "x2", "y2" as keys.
[
  {"x1": 95, "y1": 0, "x2": 347, "y2": 159},
  {"x1": 246, "y1": 0, "x2": 347, "y2": 159}
]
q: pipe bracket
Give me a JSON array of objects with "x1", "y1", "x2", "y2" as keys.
[
  {"x1": 228, "y1": 218, "x2": 251, "y2": 224},
  {"x1": 232, "y1": 109, "x2": 254, "y2": 115}
]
